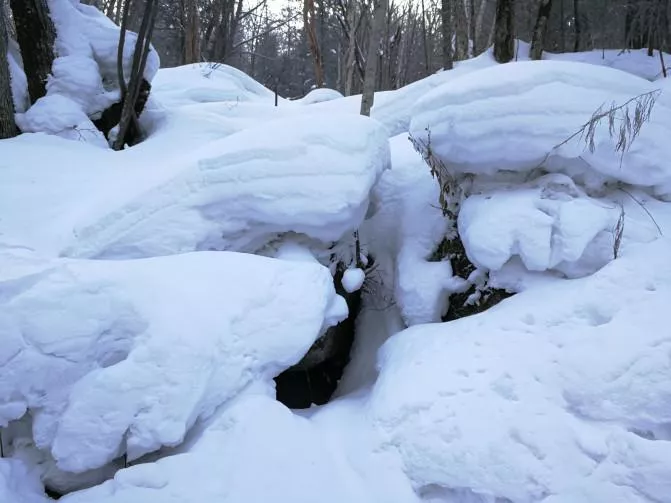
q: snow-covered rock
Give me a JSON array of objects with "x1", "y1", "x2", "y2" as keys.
[
  {"x1": 0, "y1": 248, "x2": 344, "y2": 472},
  {"x1": 152, "y1": 63, "x2": 276, "y2": 107},
  {"x1": 64, "y1": 114, "x2": 389, "y2": 259},
  {"x1": 410, "y1": 61, "x2": 671, "y2": 196},
  {"x1": 295, "y1": 88, "x2": 344, "y2": 105},
  {"x1": 459, "y1": 174, "x2": 619, "y2": 275},
  {"x1": 370, "y1": 238, "x2": 671, "y2": 502}
]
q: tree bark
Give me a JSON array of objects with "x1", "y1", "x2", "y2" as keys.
[
  {"x1": 455, "y1": 0, "x2": 469, "y2": 59},
  {"x1": 344, "y1": 2, "x2": 357, "y2": 95},
  {"x1": 182, "y1": 0, "x2": 200, "y2": 64},
  {"x1": 468, "y1": 0, "x2": 476, "y2": 56},
  {"x1": 0, "y1": 3, "x2": 17, "y2": 138},
  {"x1": 474, "y1": 0, "x2": 489, "y2": 54},
  {"x1": 9, "y1": 0, "x2": 56, "y2": 105},
  {"x1": 493, "y1": 0, "x2": 515, "y2": 63},
  {"x1": 441, "y1": 0, "x2": 454, "y2": 69},
  {"x1": 529, "y1": 0, "x2": 553, "y2": 60},
  {"x1": 360, "y1": 0, "x2": 388, "y2": 117},
  {"x1": 303, "y1": 0, "x2": 324, "y2": 88},
  {"x1": 572, "y1": 0, "x2": 580, "y2": 52}
]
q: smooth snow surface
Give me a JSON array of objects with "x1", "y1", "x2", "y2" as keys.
[
  {"x1": 0, "y1": 458, "x2": 50, "y2": 503},
  {"x1": 342, "y1": 268, "x2": 366, "y2": 293},
  {"x1": 295, "y1": 87, "x2": 344, "y2": 104}
]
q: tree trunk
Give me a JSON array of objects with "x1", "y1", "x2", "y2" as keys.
[
  {"x1": 420, "y1": 0, "x2": 430, "y2": 74},
  {"x1": 360, "y1": 0, "x2": 388, "y2": 117},
  {"x1": 455, "y1": 0, "x2": 469, "y2": 59},
  {"x1": 9, "y1": 0, "x2": 56, "y2": 105},
  {"x1": 529, "y1": 0, "x2": 554, "y2": 59},
  {"x1": 0, "y1": 3, "x2": 17, "y2": 138},
  {"x1": 572, "y1": 0, "x2": 580, "y2": 52},
  {"x1": 344, "y1": 2, "x2": 357, "y2": 96},
  {"x1": 441, "y1": 0, "x2": 454, "y2": 69},
  {"x1": 469, "y1": 0, "x2": 476, "y2": 56},
  {"x1": 493, "y1": 0, "x2": 515, "y2": 63},
  {"x1": 182, "y1": 0, "x2": 200, "y2": 64},
  {"x1": 303, "y1": 0, "x2": 324, "y2": 88}
]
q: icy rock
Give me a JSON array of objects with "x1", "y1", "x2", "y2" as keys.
[
  {"x1": 0, "y1": 248, "x2": 344, "y2": 472},
  {"x1": 410, "y1": 61, "x2": 671, "y2": 195},
  {"x1": 370, "y1": 238, "x2": 671, "y2": 502}
]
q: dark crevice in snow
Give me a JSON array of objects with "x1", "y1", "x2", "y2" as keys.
[
  {"x1": 431, "y1": 236, "x2": 514, "y2": 321},
  {"x1": 275, "y1": 263, "x2": 362, "y2": 409}
]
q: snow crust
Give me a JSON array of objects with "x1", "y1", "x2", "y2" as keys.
[{"x1": 0, "y1": 249, "x2": 344, "y2": 471}]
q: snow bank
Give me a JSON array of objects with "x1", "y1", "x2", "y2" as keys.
[
  {"x1": 0, "y1": 248, "x2": 344, "y2": 472},
  {"x1": 410, "y1": 61, "x2": 671, "y2": 196},
  {"x1": 0, "y1": 458, "x2": 50, "y2": 503},
  {"x1": 370, "y1": 238, "x2": 671, "y2": 502},
  {"x1": 65, "y1": 114, "x2": 389, "y2": 259},
  {"x1": 152, "y1": 63, "x2": 277, "y2": 107},
  {"x1": 61, "y1": 395, "x2": 373, "y2": 503}
]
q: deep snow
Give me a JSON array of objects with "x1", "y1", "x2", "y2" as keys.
[{"x1": 2, "y1": 25, "x2": 671, "y2": 503}]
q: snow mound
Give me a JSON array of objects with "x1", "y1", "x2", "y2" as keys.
[
  {"x1": 61, "y1": 395, "x2": 373, "y2": 503},
  {"x1": 0, "y1": 458, "x2": 50, "y2": 503},
  {"x1": 460, "y1": 174, "x2": 619, "y2": 275},
  {"x1": 295, "y1": 88, "x2": 344, "y2": 105},
  {"x1": 410, "y1": 61, "x2": 671, "y2": 195},
  {"x1": 152, "y1": 63, "x2": 276, "y2": 107},
  {"x1": 370, "y1": 238, "x2": 671, "y2": 502},
  {"x1": 65, "y1": 114, "x2": 389, "y2": 259},
  {"x1": 0, "y1": 248, "x2": 344, "y2": 472}
]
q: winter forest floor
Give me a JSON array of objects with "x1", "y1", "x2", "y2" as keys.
[{"x1": 2, "y1": 36, "x2": 671, "y2": 503}]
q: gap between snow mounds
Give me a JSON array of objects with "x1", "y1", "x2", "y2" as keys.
[{"x1": 0, "y1": 248, "x2": 346, "y2": 479}]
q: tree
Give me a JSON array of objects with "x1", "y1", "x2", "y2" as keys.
[
  {"x1": 9, "y1": 0, "x2": 56, "y2": 104},
  {"x1": 0, "y1": 2, "x2": 16, "y2": 139},
  {"x1": 529, "y1": 0, "x2": 554, "y2": 59},
  {"x1": 183, "y1": 0, "x2": 200, "y2": 64},
  {"x1": 304, "y1": 0, "x2": 325, "y2": 87},
  {"x1": 441, "y1": 0, "x2": 454, "y2": 69},
  {"x1": 493, "y1": 0, "x2": 515, "y2": 63},
  {"x1": 572, "y1": 0, "x2": 581, "y2": 51},
  {"x1": 360, "y1": 0, "x2": 389, "y2": 117}
]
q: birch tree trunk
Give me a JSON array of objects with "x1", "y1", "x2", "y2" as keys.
[
  {"x1": 9, "y1": 0, "x2": 56, "y2": 105},
  {"x1": 529, "y1": 0, "x2": 553, "y2": 60}
]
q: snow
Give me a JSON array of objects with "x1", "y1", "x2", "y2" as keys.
[
  {"x1": 459, "y1": 174, "x2": 618, "y2": 275},
  {"x1": 342, "y1": 268, "x2": 365, "y2": 293},
  {"x1": 370, "y1": 238, "x2": 671, "y2": 502},
  {"x1": 7, "y1": 40, "x2": 29, "y2": 113},
  {"x1": 410, "y1": 61, "x2": 671, "y2": 197},
  {"x1": 0, "y1": 248, "x2": 344, "y2": 471},
  {"x1": 295, "y1": 87, "x2": 344, "y2": 105},
  {"x1": 151, "y1": 63, "x2": 277, "y2": 107},
  {"x1": 3, "y1": 20, "x2": 671, "y2": 503},
  {"x1": 0, "y1": 458, "x2": 50, "y2": 503}
]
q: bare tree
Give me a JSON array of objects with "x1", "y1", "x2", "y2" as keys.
[
  {"x1": 9, "y1": 0, "x2": 56, "y2": 104},
  {"x1": 0, "y1": 2, "x2": 16, "y2": 138},
  {"x1": 573, "y1": 0, "x2": 581, "y2": 51},
  {"x1": 493, "y1": 0, "x2": 515, "y2": 62},
  {"x1": 529, "y1": 0, "x2": 554, "y2": 59}
]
